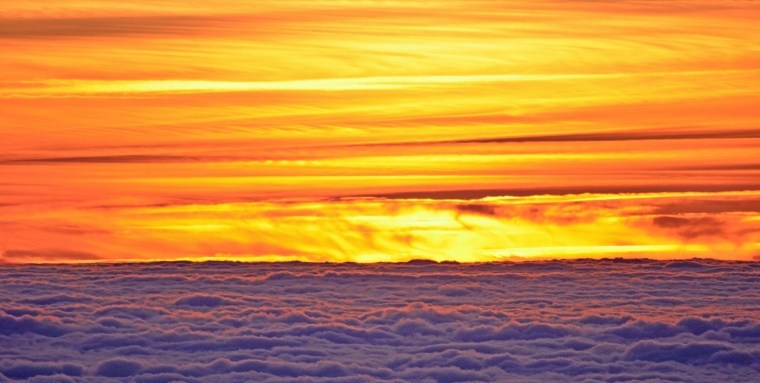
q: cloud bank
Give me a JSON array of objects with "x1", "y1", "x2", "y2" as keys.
[{"x1": 1, "y1": 259, "x2": 759, "y2": 382}]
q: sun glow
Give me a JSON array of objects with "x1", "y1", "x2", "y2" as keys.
[{"x1": 2, "y1": 0, "x2": 760, "y2": 263}]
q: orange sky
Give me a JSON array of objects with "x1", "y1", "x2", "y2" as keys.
[{"x1": 1, "y1": 0, "x2": 759, "y2": 263}]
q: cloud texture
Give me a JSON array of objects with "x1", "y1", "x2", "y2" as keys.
[
  {"x1": 1, "y1": 260, "x2": 759, "y2": 382},
  {"x1": 1, "y1": 0, "x2": 760, "y2": 263},
  {"x1": 2, "y1": 192, "x2": 759, "y2": 263}
]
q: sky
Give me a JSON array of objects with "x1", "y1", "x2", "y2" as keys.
[{"x1": 1, "y1": 0, "x2": 760, "y2": 263}]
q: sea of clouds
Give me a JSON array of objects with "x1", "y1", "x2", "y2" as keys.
[{"x1": 1, "y1": 259, "x2": 759, "y2": 382}]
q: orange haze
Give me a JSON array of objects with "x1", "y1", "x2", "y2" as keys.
[{"x1": 1, "y1": 0, "x2": 759, "y2": 263}]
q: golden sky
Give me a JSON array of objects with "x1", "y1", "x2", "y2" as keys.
[{"x1": 1, "y1": 0, "x2": 759, "y2": 263}]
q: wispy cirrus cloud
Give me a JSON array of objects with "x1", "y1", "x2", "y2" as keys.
[
  {"x1": 1, "y1": 0, "x2": 759, "y2": 262},
  {"x1": 2, "y1": 69, "x2": 758, "y2": 98}
]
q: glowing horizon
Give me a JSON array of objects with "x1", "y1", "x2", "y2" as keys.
[{"x1": 2, "y1": 0, "x2": 759, "y2": 263}]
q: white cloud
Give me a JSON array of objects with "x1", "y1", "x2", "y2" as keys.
[{"x1": 1, "y1": 260, "x2": 759, "y2": 382}]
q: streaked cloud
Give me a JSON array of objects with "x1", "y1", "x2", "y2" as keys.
[
  {"x1": 2, "y1": 192, "x2": 758, "y2": 264},
  {"x1": 1, "y1": 0, "x2": 758, "y2": 262},
  {"x1": 0, "y1": 15, "x2": 225, "y2": 39},
  {"x1": 4, "y1": 70, "x2": 758, "y2": 97}
]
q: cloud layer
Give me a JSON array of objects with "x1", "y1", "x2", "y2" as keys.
[{"x1": 1, "y1": 260, "x2": 759, "y2": 382}]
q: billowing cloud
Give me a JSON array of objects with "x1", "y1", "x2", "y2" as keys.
[{"x1": 1, "y1": 260, "x2": 759, "y2": 382}]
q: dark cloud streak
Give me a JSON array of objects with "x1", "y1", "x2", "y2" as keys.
[
  {"x1": 2, "y1": 249, "x2": 100, "y2": 261},
  {"x1": 0, "y1": 15, "x2": 226, "y2": 39},
  {"x1": 1, "y1": 155, "x2": 207, "y2": 165},
  {"x1": 338, "y1": 128, "x2": 760, "y2": 148},
  {"x1": 360, "y1": 183, "x2": 760, "y2": 199}
]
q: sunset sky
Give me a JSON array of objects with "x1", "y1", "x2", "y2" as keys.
[{"x1": 1, "y1": 0, "x2": 759, "y2": 263}]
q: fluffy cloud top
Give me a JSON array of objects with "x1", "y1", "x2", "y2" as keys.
[{"x1": 1, "y1": 259, "x2": 759, "y2": 382}]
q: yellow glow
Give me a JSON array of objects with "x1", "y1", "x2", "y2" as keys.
[
  {"x1": 1, "y1": 0, "x2": 759, "y2": 263},
  {"x1": 3, "y1": 193, "x2": 758, "y2": 264},
  {"x1": 5, "y1": 70, "x2": 758, "y2": 97}
]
